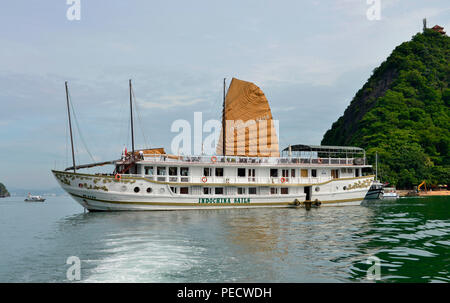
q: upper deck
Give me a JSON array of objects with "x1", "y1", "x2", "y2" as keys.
[
  {"x1": 122, "y1": 154, "x2": 368, "y2": 167},
  {"x1": 118, "y1": 144, "x2": 369, "y2": 168}
]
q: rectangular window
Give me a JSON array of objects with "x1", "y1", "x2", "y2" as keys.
[
  {"x1": 180, "y1": 187, "x2": 189, "y2": 194},
  {"x1": 169, "y1": 167, "x2": 178, "y2": 176},
  {"x1": 215, "y1": 187, "x2": 224, "y2": 195},
  {"x1": 291, "y1": 169, "x2": 296, "y2": 178},
  {"x1": 311, "y1": 169, "x2": 317, "y2": 178},
  {"x1": 215, "y1": 167, "x2": 224, "y2": 177},
  {"x1": 270, "y1": 169, "x2": 278, "y2": 177},
  {"x1": 237, "y1": 187, "x2": 245, "y2": 195},
  {"x1": 248, "y1": 169, "x2": 255, "y2": 182},
  {"x1": 248, "y1": 187, "x2": 257, "y2": 195},
  {"x1": 270, "y1": 187, "x2": 278, "y2": 195},
  {"x1": 331, "y1": 169, "x2": 339, "y2": 179},
  {"x1": 203, "y1": 167, "x2": 212, "y2": 177},
  {"x1": 281, "y1": 188, "x2": 289, "y2": 195},
  {"x1": 203, "y1": 187, "x2": 212, "y2": 195},
  {"x1": 180, "y1": 167, "x2": 189, "y2": 176},
  {"x1": 157, "y1": 166, "x2": 166, "y2": 175},
  {"x1": 144, "y1": 166, "x2": 154, "y2": 175},
  {"x1": 170, "y1": 186, "x2": 177, "y2": 194},
  {"x1": 282, "y1": 169, "x2": 289, "y2": 177},
  {"x1": 301, "y1": 169, "x2": 308, "y2": 177},
  {"x1": 237, "y1": 168, "x2": 246, "y2": 177}
]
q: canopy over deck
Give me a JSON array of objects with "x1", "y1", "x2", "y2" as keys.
[{"x1": 282, "y1": 144, "x2": 364, "y2": 154}]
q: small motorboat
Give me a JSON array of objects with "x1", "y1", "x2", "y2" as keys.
[
  {"x1": 383, "y1": 187, "x2": 399, "y2": 199},
  {"x1": 24, "y1": 193, "x2": 45, "y2": 202}
]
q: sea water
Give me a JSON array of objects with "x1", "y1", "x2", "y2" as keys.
[{"x1": 0, "y1": 195, "x2": 448, "y2": 282}]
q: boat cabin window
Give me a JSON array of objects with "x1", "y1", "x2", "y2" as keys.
[
  {"x1": 248, "y1": 169, "x2": 255, "y2": 182},
  {"x1": 311, "y1": 169, "x2": 317, "y2": 178},
  {"x1": 169, "y1": 167, "x2": 178, "y2": 176},
  {"x1": 215, "y1": 168, "x2": 224, "y2": 177},
  {"x1": 180, "y1": 187, "x2": 189, "y2": 194},
  {"x1": 355, "y1": 169, "x2": 360, "y2": 177},
  {"x1": 301, "y1": 169, "x2": 308, "y2": 178},
  {"x1": 331, "y1": 169, "x2": 339, "y2": 179},
  {"x1": 157, "y1": 167, "x2": 166, "y2": 175},
  {"x1": 215, "y1": 187, "x2": 224, "y2": 195},
  {"x1": 291, "y1": 169, "x2": 296, "y2": 178},
  {"x1": 203, "y1": 187, "x2": 212, "y2": 195},
  {"x1": 270, "y1": 188, "x2": 278, "y2": 195},
  {"x1": 282, "y1": 169, "x2": 289, "y2": 178},
  {"x1": 180, "y1": 167, "x2": 189, "y2": 176},
  {"x1": 270, "y1": 169, "x2": 278, "y2": 177},
  {"x1": 237, "y1": 168, "x2": 246, "y2": 177},
  {"x1": 144, "y1": 166, "x2": 154, "y2": 175},
  {"x1": 170, "y1": 186, "x2": 177, "y2": 194},
  {"x1": 249, "y1": 187, "x2": 257, "y2": 195},
  {"x1": 237, "y1": 187, "x2": 245, "y2": 195},
  {"x1": 281, "y1": 188, "x2": 289, "y2": 195},
  {"x1": 203, "y1": 168, "x2": 212, "y2": 177}
]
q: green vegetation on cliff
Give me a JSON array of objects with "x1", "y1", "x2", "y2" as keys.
[
  {"x1": 322, "y1": 29, "x2": 449, "y2": 188},
  {"x1": 0, "y1": 182, "x2": 10, "y2": 197}
]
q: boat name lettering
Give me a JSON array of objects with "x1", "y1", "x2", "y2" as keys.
[{"x1": 198, "y1": 197, "x2": 251, "y2": 204}]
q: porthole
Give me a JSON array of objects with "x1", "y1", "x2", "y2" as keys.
[
  {"x1": 121, "y1": 185, "x2": 127, "y2": 192},
  {"x1": 134, "y1": 187, "x2": 140, "y2": 193},
  {"x1": 315, "y1": 187, "x2": 320, "y2": 192},
  {"x1": 146, "y1": 187, "x2": 152, "y2": 193},
  {"x1": 343, "y1": 186, "x2": 347, "y2": 190}
]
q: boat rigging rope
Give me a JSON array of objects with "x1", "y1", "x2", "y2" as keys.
[
  {"x1": 131, "y1": 85, "x2": 150, "y2": 149},
  {"x1": 67, "y1": 90, "x2": 96, "y2": 163}
]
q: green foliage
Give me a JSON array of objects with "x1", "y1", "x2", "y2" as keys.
[
  {"x1": 0, "y1": 182, "x2": 10, "y2": 197},
  {"x1": 322, "y1": 30, "x2": 450, "y2": 188}
]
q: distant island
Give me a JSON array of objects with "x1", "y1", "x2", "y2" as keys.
[
  {"x1": 322, "y1": 26, "x2": 449, "y2": 189},
  {"x1": 0, "y1": 182, "x2": 10, "y2": 198}
]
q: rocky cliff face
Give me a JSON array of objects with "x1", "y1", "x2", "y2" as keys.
[{"x1": 322, "y1": 29, "x2": 449, "y2": 188}]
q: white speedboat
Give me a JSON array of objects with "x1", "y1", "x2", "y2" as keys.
[
  {"x1": 24, "y1": 193, "x2": 45, "y2": 202},
  {"x1": 53, "y1": 78, "x2": 374, "y2": 211},
  {"x1": 383, "y1": 187, "x2": 399, "y2": 199}
]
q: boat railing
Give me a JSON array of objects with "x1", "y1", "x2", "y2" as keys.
[
  {"x1": 138, "y1": 155, "x2": 362, "y2": 166},
  {"x1": 134, "y1": 175, "x2": 343, "y2": 185}
]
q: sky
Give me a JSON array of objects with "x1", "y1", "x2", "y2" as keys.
[{"x1": 0, "y1": 0, "x2": 449, "y2": 190}]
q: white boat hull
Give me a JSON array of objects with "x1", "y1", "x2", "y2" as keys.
[{"x1": 52, "y1": 170, "x2": 373, "y2": 211}]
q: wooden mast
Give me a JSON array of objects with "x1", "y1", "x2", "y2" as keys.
[
  {"x1": 222, "y1": 78, "x2": 226, "y2": 156},
  {"x1": 129, "y1": 79, "x2": 135, "y2": 159},
  {"x1": 65, "y1": 81, "x2": 76, "y2": 173}
]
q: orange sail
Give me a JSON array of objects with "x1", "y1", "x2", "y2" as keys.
[{"x1": 216, "y1": 78, "x2": 280, "y2": 157}]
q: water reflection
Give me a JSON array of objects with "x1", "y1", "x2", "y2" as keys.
[{"x1": 50, "y1": 197, "x2": 450, "y2": 282}]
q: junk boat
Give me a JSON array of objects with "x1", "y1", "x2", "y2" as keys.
[{"x1": 52, "y1": 78, "x2": 374, "y2": 211}]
